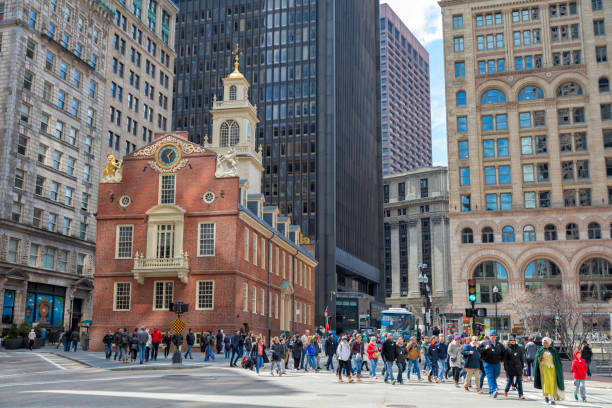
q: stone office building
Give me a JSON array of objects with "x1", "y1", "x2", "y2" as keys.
[
  {"x1": 383, "y1": 167, "x2": 452, "y2": 328},
  {"x1": 441, "y1": 0, "x2": 612, "y2": 335},
  {"x1": 0, "y1": 0, "x2": 113, "y2": 333}
]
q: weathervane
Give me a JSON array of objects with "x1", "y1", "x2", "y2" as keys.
[{"x1": 232, "y1": 42, "x2": 241, "y2": 71}]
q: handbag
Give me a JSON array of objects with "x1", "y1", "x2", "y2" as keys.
[
  {"x1": 355, "y1": 353, "x2": 362, "y2": 361},
  {"x1": 372, "y1": 351, "x2": 380, "y2": 359}
]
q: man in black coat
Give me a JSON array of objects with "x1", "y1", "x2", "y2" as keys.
[
  {"x1": 324, "y1": 335, "x2": 337, "y2": 371},
  {"x1": 502, "y1": 336, "x2": 524, "y2": 399},
  {"x1": 477, "y1": 331, "x2": 505, "y2": 398},
  {"x1": 230, "y1": 330, "x2": 242, "y2": 367},
  {"x1": 382, "y1": 334, "x2": 397, "y2": 384},
  {"x1": 216, "y1": 330, "x2": 223, "y2": 354},
  {"x1": 184, "y1": 328, "x2": 195, "y2": 359}
]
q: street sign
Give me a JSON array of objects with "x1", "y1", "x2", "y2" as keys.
[{"x1": 170, "y1": 317, "x2": 186, "y2": 334}]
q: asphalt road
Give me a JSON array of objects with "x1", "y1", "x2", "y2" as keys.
[{"x1": 2, "y1": 352, "x2": 612, "y2": 407}]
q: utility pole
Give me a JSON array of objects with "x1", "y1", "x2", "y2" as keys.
[{"x1": 417, "y1": 263, "x2": 430, "y2": 336}]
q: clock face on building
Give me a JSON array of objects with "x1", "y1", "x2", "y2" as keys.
[{"x1": 156, "y1": 143, "x2": 181, "y2": 169}]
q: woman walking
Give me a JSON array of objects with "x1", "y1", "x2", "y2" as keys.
[
  {"x1": 447, "y1": 335, "x2": 463, "y2": 387},
  {"x1": 366, "y1": 336, "x2": 381, "y2": 378},
  {"x1": 253, "y1": 337, "x2": 267, "y2": 375},
  {"x1": 503, "y1": 336, "x2": 525, "y2": 399},
  {"x1": 162, "y1": 331, "x2": 172, "y2": 358},
  {"x1": 291, "y1": 334, "x2": 302, "y2": 371},
  {"x1": 534, "y1": 337, "x2": 565, "y2": 404}
]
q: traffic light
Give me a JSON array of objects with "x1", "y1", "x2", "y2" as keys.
[
  {"x1": 435, "y1": 307, "x2": 439, "y2": 316},
  {"x1": 468, "y1": 279, "x2": 477, "y2": 303}
]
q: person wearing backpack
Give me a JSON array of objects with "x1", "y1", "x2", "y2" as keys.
[{"x1": 120, "y1": 328, "x2": 130, "y2": 363}]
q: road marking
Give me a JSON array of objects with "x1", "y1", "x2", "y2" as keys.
[
  {"x1": 24, "y1": 390, "x2": 295, "y2": 406},
  {"x1": 34, "y1": 353, "x2": 66, "y2": 370},
  {"x1": 0, "y1": 374, "x2": 163, "y2": 389}
]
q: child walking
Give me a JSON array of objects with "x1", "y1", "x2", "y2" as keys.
[{"x1": 571, "y1": 349, "x2": 588, "y2": 403}]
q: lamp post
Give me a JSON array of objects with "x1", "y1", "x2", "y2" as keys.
[
  {"x1": 492, "y1": 285, "x2": 499, "y2": 334},
  {"x1": 417, "y1": 263, "x2": 430, "y2": 336},
  {"x1": 69, "y1": 294, "x2": 75, "y2": 330}
]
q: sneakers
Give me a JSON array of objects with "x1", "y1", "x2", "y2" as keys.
[
  {"x1": 574, "y1": 393, "x2": 578, "y2": 401},
  {"x1": 582, "y1": 398, "x2": 587, "y2": 403},
  {"x1": 519, "y1": 396, "x2": 525, "y2": 400},
  {"x1": 428, "y1": 375, "x2": 432, "y2": 382},
  {"x1": 392, "y1": 380, "x2": 397, "y2": 385},
  {"x1": 493, "y1": 391, "x2": 498, "y2": 398},
  {"x1": 504, "y1": 391, "x2": 508, "y2": 397},
  {"x1": 464, "y1": 386, "x2": 470, "y2": 392}
]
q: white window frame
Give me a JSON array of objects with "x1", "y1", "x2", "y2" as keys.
[
  {"x1": 252, "y1": 233, "x2": 258, "y2": 266},
  {"x1": 158, "y1": 173, "x2": 176, "y2": 204},
  {"x1": 260, "y1": 288, "x2": 265, "y2": 316},
  {"x1": 113, "y1": 282, "x2": 131, "y2": 311},
  {"x1": 196, "y1": 280, "x2": 214, "y2": 310},
  {"x1": 260, "y1": 237, "x2": 265, "y2": 269},
  {"x1": 275, "y1": 246, "x2": 279, "y2": 276},
  {"x1": 115, "y1": 224, "x2": 134, "y2": 259},
  {"x1": 244, "y1": 227, "x2": 249, "y2": 261},
  {"x1": 275, "y1": 293, "x2": 279, "y2": 319},
  {"x1": 251, "y1": 285, "x2": 257, "y2": 314},
  {"x1": 152, "y1": 280, "x2": 174, "y2": 310},
  {"x1": 242, "y1": 282, "x2": 249, "y2": 311},
  {"x1": 197, "y1": 222, "x2": 216, "y2": 256}
]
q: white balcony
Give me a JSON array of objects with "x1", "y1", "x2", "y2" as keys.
[{"x1": 132, "y1": 252, "x2": 189, "y2": 284}]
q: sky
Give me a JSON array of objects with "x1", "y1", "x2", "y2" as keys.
[{"x1": 380, "y1": 0, "x2": 448, "y2": 166}]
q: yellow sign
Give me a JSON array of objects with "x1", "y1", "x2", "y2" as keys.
[{"x1": 170, "y1": 317, "x2": 186, "y2": 334}]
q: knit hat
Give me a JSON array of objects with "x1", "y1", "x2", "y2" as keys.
[{"x1": 454, "y1": 335, "x2": 460, "y2": 340}]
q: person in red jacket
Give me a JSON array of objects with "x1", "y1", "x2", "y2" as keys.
[
  {"x1": 366, "y1": 337, "x2": 381, "y2": 378},
  {"x1": 150, "y1": 326, "x2": 163, "y2": 361},
  {"x1": 571, "y1": 349, "x2": 588, "y2": 402}
]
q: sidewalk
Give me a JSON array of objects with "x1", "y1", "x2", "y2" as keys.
[{"x1": 30, "y1": 345, "x2": 224, "y2": 371}]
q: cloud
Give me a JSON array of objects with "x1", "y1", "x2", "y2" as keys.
[{"x1": 380, "y1": 0, "x2": 443, "y2": 45}]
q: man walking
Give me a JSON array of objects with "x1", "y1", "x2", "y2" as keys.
[
  {"x1": 462, "y1": 336, "x2": 483, "y2": 393},
  {"x1": 184, "y1": 328, "x2": 195, "y2": 359},
  {"x1": 478, "y1": 330, "x2": 504, "y2": 398},
  {"x1": 150, "y1": 326, "x2": 162, "y2": 361},
  {"x1": 216, "y1": 329, "x2": 224, "y2": 354},
  {"x1": 103, "y1": 329, "x2": 114, "y2": 359},
  {"x1": 137, "y1": 326, "x2": 148, "y2": 364},
  {"x1": 406, "y1": 336, "x2": 421, "y2": 381},
  {"x1": 204, "y1": 331, "x2": 215, "y2": 361},
  {"x1": 230, "y1": 330, "x2": 242, "y2": 367},
  {"x1": 325, "y1": 334, "x2": 337, "y2": 371},
  {"x1": 437, "y1": 336, "x2": 448, "y2": 382},
  {"x1": 382, "y1": 334, "x2": 397, "y2": 384}
]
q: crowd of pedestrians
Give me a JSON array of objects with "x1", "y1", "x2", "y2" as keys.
[{"x1": 95, "y1": 325, "x2": 594, "y2": 403}]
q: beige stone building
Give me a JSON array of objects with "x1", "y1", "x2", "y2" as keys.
[
  {"x1": 383, "y1": 167, "x2": 453, "y2": 329},
  {"x1": 440, "y1": 0, "x2": 612, "y2": 336},
  {"x1": 103, "y1": 0, "x2": 177, "y2": 160},
  {"x1": 0, "y1": 0, "x2": 113, "y2": 334}
]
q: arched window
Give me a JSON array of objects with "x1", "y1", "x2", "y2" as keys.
[
  {"x1": 220, "y1": 120, "x2": 240, "y2": 147},
  {"x1": 229, "y1": 85, "x2": 237, "y2": 100},
  {"x1": 544, "y1": 224, "x2": 557, "y2": 241},
  {"x1": 456, "y1": 91, "x2": 467, "y2": 106},
  {"x1": 524, "y1": 259, "x2": 562, "y2": 291},
  {"x1": 482, "y1": 227, "x2": 494, "y2": 243},
  {"x1": 523, "y1": 225, "x2": 536, "y2": 242},
  {"x1": 473, "y1": 261, "x2": 508, "y2": 303},
  {"x1": 588, "y1": 222, "x2": 601, "y2": 239},
  {"x1": 518, "y1": 85, "x2": 544, "y2": 101},
  {"x1": 556, "y1": 82, "x2": 584, "y2": 97},
  {"x1": 579, "y1": 258, "x2": 612, "y2": 302},
  {"x1": 566, "y1": 223, "x2": 579, "y2": 240},
  {"x1": 502, "y1": 226, "x2": 515, "y2": 242},
  {"x1": 461, "y1": 228, "x2": 474, "y2": 244},
  {"x1": 599, "y1": 77, "x2": 610, "y2": 93},
  {"x1": 481, "y1": 89, "x2": 506, "y2": 104}
]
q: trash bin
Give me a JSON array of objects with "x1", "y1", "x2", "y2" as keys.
[{"x1": 81, "y1": 332, "x2": 89, "y2": 351}]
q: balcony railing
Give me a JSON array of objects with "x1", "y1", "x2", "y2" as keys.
[{"x1": 132, "y1": 252, "x2": 189, "y2": 284}]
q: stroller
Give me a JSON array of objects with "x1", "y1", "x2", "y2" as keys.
[{"x1": 242, "y1": 354, "x2": 255, "y2": 370}]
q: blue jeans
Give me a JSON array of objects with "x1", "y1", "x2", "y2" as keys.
[
  {"x1": 429, "y1": 360, "x2": 439, "y2": 378},
  {"x1": 423, "y1": 355, "x2": 431, "y2": 371},
  {"x1": 300, "y1": 350, "x2": 306, "y2": 369},
  {"x1": 586, "y1": 361, "x2": 591, "y2": 376},
  {"x1": 505, "y1": 375, "x2": 523, "y2": 396},
  {"x1": 437, "y1": 360, "x2": 446, "y2": 380},
  {"x1": 483, "y1": 362, "x2": 501, "y2": 394},
  {"x1": 384, "y1": 361, "x2": 395, "y2": 382},
  {"x1": 256, "y1": 355, "x2": 264, "y2": 373},
  {"x1": 369, "y1": 358, "x2": 378, "y2": 377},
  {"x1": 204, "y1": 346, "x2": 215, "y2": 360},
  {"x1": 352, "y1": 357, "x2": 362, "y2": 375},
  {"x1": 185, "y1": 344, "x2": 193, "y2": 359},
  {"x1": 230, "y1": 348, "x2": 241, "y2": 366},
  {"x1": 138, "y1": 344, "x2": 146, "y2": 363},
  {"x1": 325, "y1": 353, "x2": 334, "y2": 370},
  {"x1": 306, "y1": 355, "x2": 317, "y2": 371},
  {"x1": 64, "y1": 340, "x2": 70, "y2": 351},
  {"x1": 525, "y1": 359, "x2": 534, "y2": 377},
  {"x1": 407, "y1": 359, "x2": 421, "y2": 380},
  {"x1": 105, "y1": 343, "x2": 112, "y2": 359},
  {"x1": 71, "y1": 340, "x2": 78, "y2": 352},
  {"x1": 397, "y1": 362, "x2": 406, "y2": 383},
  {"x1": 225, "y1": 347, "x2": 230, "y2": 358}
]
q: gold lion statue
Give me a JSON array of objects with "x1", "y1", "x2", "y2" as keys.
[{"x1": 102, "y1": 152, "x2": 121, "y2": 181}]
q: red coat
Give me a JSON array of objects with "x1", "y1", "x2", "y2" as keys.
[
  {"x1": 366, "y1": 342, "x2": 380, "y2": 359},
  {"x1": 571, "y1": 349, "x2": 588, "y2": 380},
  {"x1": 151, "y1": 329, "x2": 163, "y2": 344}
]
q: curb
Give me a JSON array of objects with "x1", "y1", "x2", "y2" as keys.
[
  {"x1": 45, "y1": 350, "x2": 97, "y2": 368},
  {"x1": 45, "y1": 350, "x2": 209, "y2": 371}
]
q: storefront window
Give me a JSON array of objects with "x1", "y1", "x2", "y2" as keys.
[
  {"x1": 2, "y1": 290, "x2": 15, "y2": 324},
  {"x1": 24, "y1": 283, "x2": 65, "y2": 326}
]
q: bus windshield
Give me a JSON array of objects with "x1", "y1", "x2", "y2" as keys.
[{"x1": 381, "y1": 309, "x2": 412, "y2": 338}]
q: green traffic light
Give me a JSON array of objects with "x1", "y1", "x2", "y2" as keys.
[{"x1": 468, "y1": 294, "x2": 476, "y2": 302}]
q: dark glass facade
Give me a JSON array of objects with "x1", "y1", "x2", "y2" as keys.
[{"x1": 173, "y1": 0, "x2": 382, "y2": 325}]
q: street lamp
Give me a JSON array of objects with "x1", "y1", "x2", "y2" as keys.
[
  {"x1": 492, "y1": 286, "x2": 499, "y2": 334},
  {"x1": 417, "y1": 263, "x2": 431, "y2": 336}
]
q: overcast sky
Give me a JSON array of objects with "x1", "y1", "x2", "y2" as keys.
[{"x1": 380, "y1": 0, "x2": 447, "y2": 166}]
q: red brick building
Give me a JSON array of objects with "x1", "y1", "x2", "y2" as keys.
[{"x1": 90, "y1": 64, "x2": 316, "y2": 350}]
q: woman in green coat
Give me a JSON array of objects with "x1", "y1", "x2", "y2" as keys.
[{"x1": 533, "y1": 337, "x2": 565, "y2": 404}]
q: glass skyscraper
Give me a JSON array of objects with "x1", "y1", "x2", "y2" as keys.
[{"x1": 173, "y1": 0, "x2": 382, "y2": 325}]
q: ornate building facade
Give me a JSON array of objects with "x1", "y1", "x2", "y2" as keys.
[
  {"x1": 383, "y1": 167, "x2": 452, "y2": 328},
  {"x1": 441, "y1": 0, "x2": 612, "y2": 335},
  {"x1": 0, "y1": 0, "x2": 114, "y2": 334},
  {"x1": 90, "y1": 66, "x2": 316, "y2": 350}
]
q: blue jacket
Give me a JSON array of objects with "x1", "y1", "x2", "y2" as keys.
[
  {"x1": 427, "y1": 342, "x2": 440, "y2": 363},
  {"x1": 461, "y1": 344, "x2": 481, "y2": 369},
  {"x1": 438, "y1": 342, "x2": 448, "y2": 359},
  {"x1": 306, "y1": 344, "x2": 316, "y2": 356}
]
